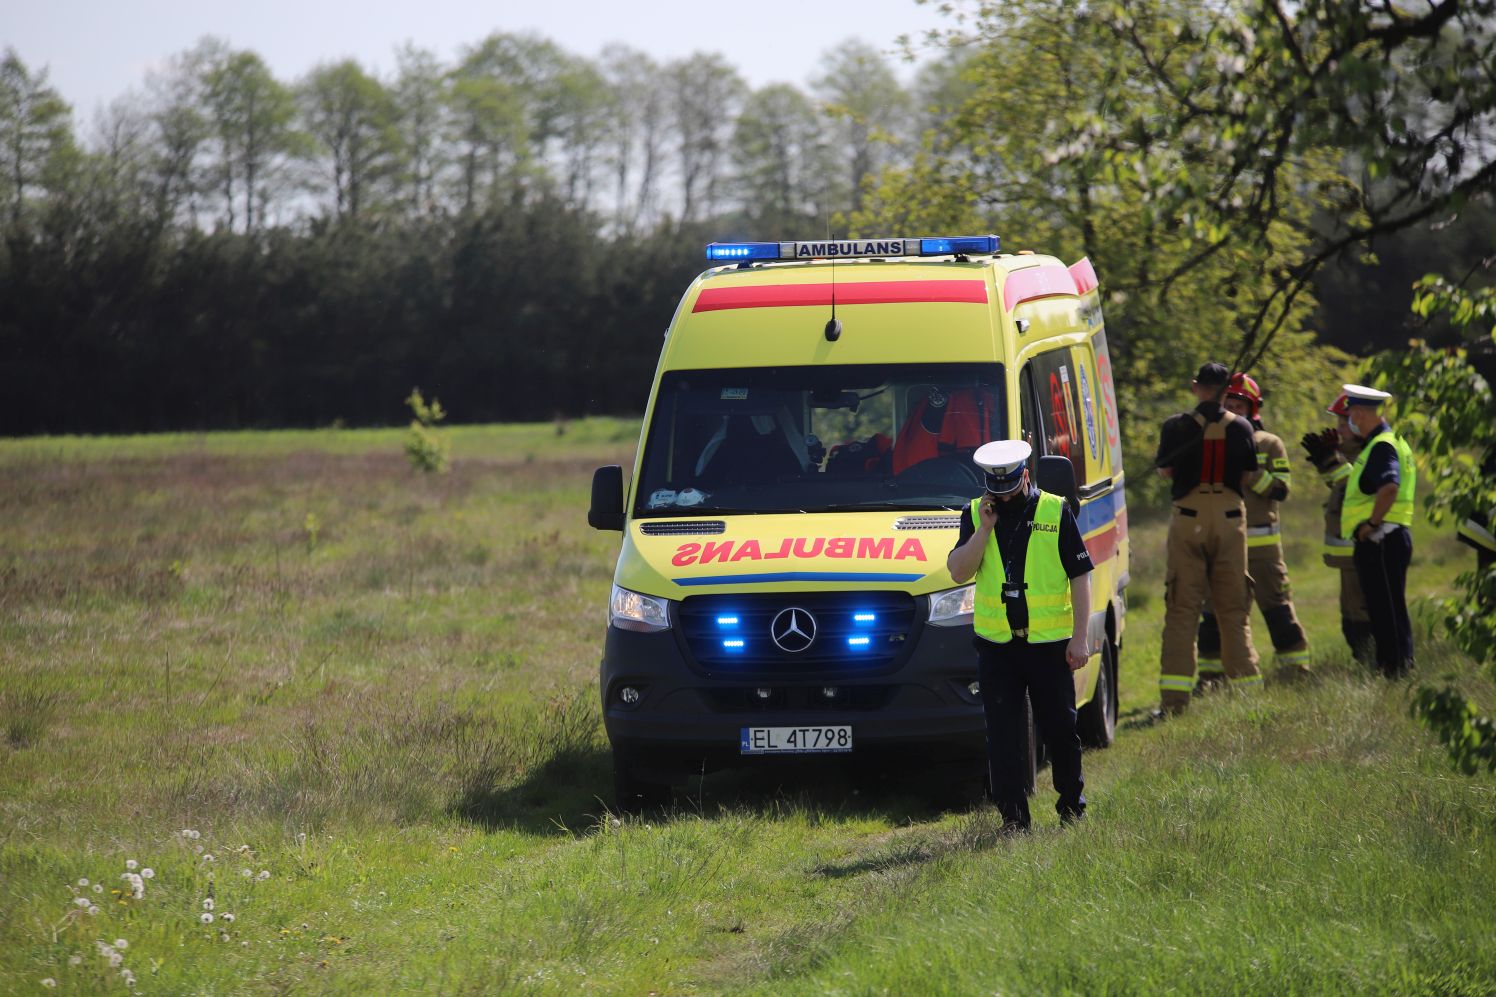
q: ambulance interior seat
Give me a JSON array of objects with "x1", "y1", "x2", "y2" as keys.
[
  {"x1": 891, "y1": 386, "x2": 991, "y2": 478},
  {"x1": 694, "y1": 411, "x2": 807, "y2": 487}
]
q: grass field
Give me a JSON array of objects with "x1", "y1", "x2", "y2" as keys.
[{"x1": 3, "y1": 421, "x2": 1494, "y2": 994}]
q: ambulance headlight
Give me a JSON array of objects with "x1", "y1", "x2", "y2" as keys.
[
  {"x1": 609, "y1": 585, "x2": 672, "y2": 633},
  {"x1": 927, "y1": 585, "x2": 976, "y2": 626}
]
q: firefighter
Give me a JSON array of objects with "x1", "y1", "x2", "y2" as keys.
[
  {"x1": 1197, "y1": 373, "x2": 1310, "y2": 682},
  {"x1": 1340, "y1": 384, "x2": 1417, "y2": 677},
  {"x1": 1300, "y1": 392, "x2": 1374, "y2": 662},
  {"x1": 947, "y1": 439, "x2": 1094, "y2": 832},
  {"x1": 1153, "y1": 362, "x2": 1262, "y2": 714}
]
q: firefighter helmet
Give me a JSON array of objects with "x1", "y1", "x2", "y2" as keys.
[
  {"x1": 1326, "y1": 392, "x2": 1350, "y2": 417},
  {"x1": 1226, "y1": 372, "x2": 1262, "y2": 419}
]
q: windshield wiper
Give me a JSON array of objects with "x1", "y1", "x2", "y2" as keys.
[{"x1": 814, "y1": 502, "x2": 964, "y2": 513}]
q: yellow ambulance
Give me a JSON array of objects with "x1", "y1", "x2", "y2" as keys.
[{"x1": 588, "y1": 236, "x2": 1129, "y2": 808}]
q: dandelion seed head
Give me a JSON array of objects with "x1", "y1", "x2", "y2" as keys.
[
  {"x1": 203, "y1": 853, "x2": 215, "y2": 863},
  {"x1": 78, "y1": 878, "x2": 90, "y2": 887},
  {"x1": 87, "y1": 905, "x2": 100, "y2": 915},
  {"x1": 194, "y1": 844, "x2": 204, "y2": 854},
  {"x1": 69, "y1": 955, "x2": 83, "y2": 966},
  {"x1": 242, "y1": 868, "x2": 252, "y2": 878},
  {"x1": 203, "y1": 898, "x2": 214, "y2": 911},
  {"x1": 75, "y1": 897, "x2": 91, "y2": 908},
  {"x1": 140, "y1": 869, "x2": 154, "y2": 879},
  {"x1": 125, "y1": 859, "x2": 138, "y2": 870},
  {"x1": 201, "y1": 912, "x2": 214, "y2": 924},
  {"x1": 41, "y1": 979, "x2": 57, "y2": 989},
  {"x1": 108, "y1": 952, "x2": 123, "y2": 967},
  {"x1": 93, "y1": 884, "x2": 103, "y2": 894},
  {"x1": 221, "y1": 913, "x2": 235, "y2": 923},
  {"x1": 114, "y1": 939, "x2": 128, "y2": 949},
  {"x1": 258, "y1": 870, "x2": 270, "y2": 881},
  {"x1": 220, "y1": 932, "x2": 230, "y2": 942}
]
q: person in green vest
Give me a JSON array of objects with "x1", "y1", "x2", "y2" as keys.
[
  {"x1": 1340, "y1": 384, "x2": 1418, "y2": 677},
  {"x1": 948, "y1": 439, "x2": 1096, "y2": 832}
]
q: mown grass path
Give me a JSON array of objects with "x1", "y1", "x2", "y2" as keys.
[{"x1": 3, "y1": 424, "x2": 1493, "y2": 994}]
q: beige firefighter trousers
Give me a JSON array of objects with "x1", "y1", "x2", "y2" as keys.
[{"x1": 1160, "y1": 486, "x2": 1262, "y2": 710}]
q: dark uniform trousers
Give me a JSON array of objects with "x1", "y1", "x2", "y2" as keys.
[
  {"x1": 1354, "y1": 526, "x2": 1414, "y2": 676},
  {"x1": 978, "y1": 637, "x2": 1085, "y2": 827}
]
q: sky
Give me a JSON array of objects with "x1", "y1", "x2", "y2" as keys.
[{"x1": 5, "y1": 0, "x2": 957, "y2": 122}]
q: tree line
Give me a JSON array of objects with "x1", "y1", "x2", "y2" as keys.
[
  {"x1": 1, "y1": 4, "x2": 1492, "y2": 438},
  {"x1": 0, "y1": 35, "x2": 958, "y2": 435}
]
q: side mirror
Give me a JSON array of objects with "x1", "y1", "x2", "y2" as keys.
[
  {"x1": 588, "y1": 465, "x2": 626, "y2": 531},
  {"x1": 1036, "y1": 454, "x2": 1079, "y2": 514}
]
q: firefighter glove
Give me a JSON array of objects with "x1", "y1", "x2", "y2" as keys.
[{"x1": 1300, "y1": 428, "x2": 1340, "y2": 471}]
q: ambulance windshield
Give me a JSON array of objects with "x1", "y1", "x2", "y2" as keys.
[{"x1": 635, "y1": 363, "x2": 1006, "y2": 516}]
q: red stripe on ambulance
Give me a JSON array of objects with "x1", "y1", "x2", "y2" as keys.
[{"x1": 692, "y1": 280, "x2": 988, "y2": 312}]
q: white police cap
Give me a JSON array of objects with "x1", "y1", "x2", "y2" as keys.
[
  {"x1": 973, "y1": 439, "x2": 1032, "y2": 494},
  {"x1": 1341, "y1": 383, "x2": 1392, "y2": 407}
]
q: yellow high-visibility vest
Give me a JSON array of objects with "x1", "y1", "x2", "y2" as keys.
[
  {"x1": 1341, "y1": 429, "x2": 1416, "y2": 538},
  {"x1": 971, "y1": 492, "x2": 1073, "y2": 644}
]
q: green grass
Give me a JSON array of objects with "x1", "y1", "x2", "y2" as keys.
[{"x1": 2, "y1": 424, "x2": 1493, "y2": 994}]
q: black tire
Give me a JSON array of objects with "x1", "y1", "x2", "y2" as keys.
[
  {"x1": 1078, "y1": 638, "x2": 1118, "y2": 749},
  {"x1": 612, "y1": 747, "x2": 671, "y2": 814}
]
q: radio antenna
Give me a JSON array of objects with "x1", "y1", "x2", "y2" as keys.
[{"x1": 824, "y1": 221, "x2": 842, "y2": 342}]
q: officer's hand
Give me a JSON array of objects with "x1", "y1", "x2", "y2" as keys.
[
  {"x1": 979, "y1": 496, "x2": 998, "y2": 530},
  {"x1": 1065, "y1": 636, "x2": 1090, "y2": 671}
]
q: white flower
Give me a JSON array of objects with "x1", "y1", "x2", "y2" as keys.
[
  {"x1": 74, "y1": 897, "x2": 91, "y2": 908},
  {"x1": 140, "y1": 869, "x2": 154, "y2": 879},
  {"x1": 78, "y1": 878, "x2": 90, "y2": 887},
  {"x1": 221, "y1": 913, "x2": 235, "y2": 923},
  {"x1": 125, "y1": 859, "x2": 138, "y2": 870},
  {"x1": 114, "y1": 938, "x2": 128, "y2": 949},
  {"x1": 96, "y1": 941, "x2": 114, "y2": 955},
  {"x1": 87, "y1": 905, "x2": 100, "y2": 915},
  {"x1": 257, "y1": 870, "x2": 270, "y2": 881},
  {"x1": 92, "y1": 884, "x2": 103, "y2": 894},
  {"x1": 69, "y1": 955, "x2": 82, "y2": 966},
  {"x1": 108, "y1": 952, "x2": 123, "y2": 968},
  {"x1": 202, "y1": 853, "x2": 215, "y2": 863},
  {"x1": 201, "y1": 912, "x2": 214, "y2": 924},
  {"x1": 41, "y1": 980, "x2": 57, "y2": 989},
  {"x1": 202, "y1": 898, "x2": 214, "y2": 911},
  {"x1": 241, "y1": 868, "x2": 253, "y2": 878}
]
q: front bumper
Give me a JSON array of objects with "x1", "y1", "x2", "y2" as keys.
[{"x1": 601, "y1": 616, "x2": 986, "y2": 774}]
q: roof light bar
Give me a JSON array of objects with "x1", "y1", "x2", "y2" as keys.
[{"x1": 705, "y1": 235, "x2": 1000, "y2": 263}]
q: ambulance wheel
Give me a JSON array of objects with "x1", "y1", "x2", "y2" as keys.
[
  {"x1": 1021, "y1": 691, "x2": 1038, "y2": 797},
  {"x1": 1078, "y1": 639, "x2": 1117, "y2": 749},
  {"x1": 612, "y1": 748, "x2": 670, "y2": 814}
]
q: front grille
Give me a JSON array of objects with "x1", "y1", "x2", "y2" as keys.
[
  {"x1": 699, "y1": 685, "x2": 896, "y2": 712},
  {"x1": 678, "y1": 591, "x2": 918, "y2": 676},
  {"x1": 894, "y1": 514, "x2": 963, "y2": 530},
  {"x1": 639, "y1": 520, "x2": 727, "y2": 536}
]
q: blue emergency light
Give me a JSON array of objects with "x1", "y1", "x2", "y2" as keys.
[{"x1": 706, "y1": 235, "x2": 1000, "y2": 263}]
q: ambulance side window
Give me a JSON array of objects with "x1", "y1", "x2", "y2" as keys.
[{"x1": 1025, "y1": 347, "x2": 1086, "y2": 467}]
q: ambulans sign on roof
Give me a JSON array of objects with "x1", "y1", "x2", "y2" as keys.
[{"x1": 706, "y1": 236, "x2": 1001, "y2": 262}]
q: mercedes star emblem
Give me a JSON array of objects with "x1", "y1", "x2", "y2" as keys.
[{"x1": 770, "y1": 607, "x2": 817, "y2": 653}]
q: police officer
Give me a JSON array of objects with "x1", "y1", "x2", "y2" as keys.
[
  {"x1": 948, "y1": 439, "x2": 1095, "y2": 832},
  {"x1": 1301, "y1": 392, "x2": 1374, "y2": 662},
  {"x1": 1340, "y1": 384, "x2": 1418, "y2": 677},
  {"x1": 1154, "y1": 362, "x2": 1262, "y2": 713},
  {"x1": 1197, "y1": 373, "x2": 1310, "y2": 681}
]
